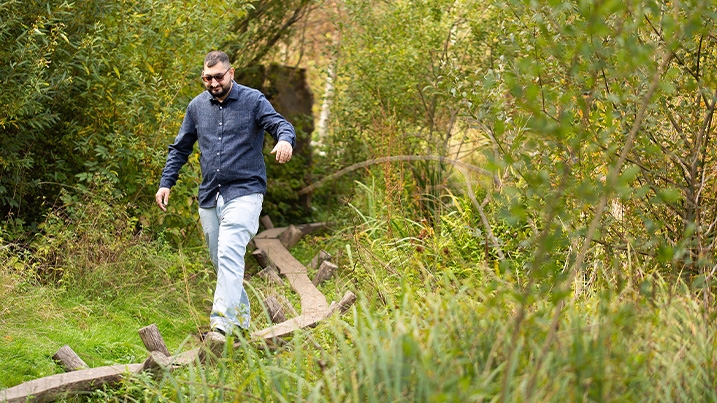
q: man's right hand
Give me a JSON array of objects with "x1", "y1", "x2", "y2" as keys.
[{"x1": 155, "y1": 187, "x2": 171, "y2": 211}]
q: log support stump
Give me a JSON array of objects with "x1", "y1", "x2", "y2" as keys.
[
  {"x1": 313, "y1": 261, "x2": 337, "y2": 285},
  {"x1": 138, "y1": 324, "x2": 171, "y2": 357},
  {"x1": 53, "y1": 345, "x2": 89, "y2": 372},
  {"x1": 264, "y1": 296, "x2": 287, "y2": 323},
  {"x1": 309, "y1": 250, "x2": 332, "y2": 271}
]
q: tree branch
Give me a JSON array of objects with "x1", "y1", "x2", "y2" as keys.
[{"x1": 297, "y1": 155, "x2": 489, "y2": 196}]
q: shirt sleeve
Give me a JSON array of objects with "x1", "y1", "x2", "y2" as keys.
[
  {"x1": 254, "y1": 93, "x2": 296, "y2": 148},
  {"x1": 159, "y1": 106, "x2": 198, "y2": 189}
]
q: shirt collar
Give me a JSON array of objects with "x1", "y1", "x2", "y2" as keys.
[{"x1": 209, "y1": 81, "x2": 239, "y2": 105}]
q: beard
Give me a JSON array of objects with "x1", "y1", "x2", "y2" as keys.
[{"x1": 206, "y1": 80, "x2": 231, "y2": 99}]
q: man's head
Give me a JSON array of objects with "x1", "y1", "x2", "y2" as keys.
[{"x1": 202, "y1": 51, "x2": 234, "y2": 100}]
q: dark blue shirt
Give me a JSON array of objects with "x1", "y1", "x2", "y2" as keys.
[{"x1": 159, "y1": 82, "x2": 296, "y2": 208}]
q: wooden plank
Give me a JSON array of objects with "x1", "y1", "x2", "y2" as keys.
[
  {"x1": 253, "y1": 238, "x2": 328, "y2": 315},
  {"x1": 0, "y1": 364, "x2": 142, "y2": 403},
  {"x1": 250, "y1": 313, "x2": 326, "y2": 339},
  {"x1": 253, "y1": 227, "x2": 287, "y2": 240}
]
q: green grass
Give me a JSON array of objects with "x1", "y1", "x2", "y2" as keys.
[{"x1": 0, "y1": 245, "x2": 211, "y2": 388}]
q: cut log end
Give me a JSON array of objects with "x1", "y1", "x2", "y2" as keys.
[
  {"x1": 279, "y1": 225, "x2": 304, "y2": 249},
  {"x1": 338, "y1": 291, "x2": 357, "y2": 314},
  {"x1": 312, "y1": 261, "x2": 338, "y2": 285},
  {"x1": 309, "y1": 250, "x2": 332, "y2": 271},
  {"x1": 264, "y1": 296, "x2": 287, "y2": 323},
  {"x1": 252, "y1": 248, "x2": 270, "y2": 268},
  {"x1": 139, "y1": 351, "x2": 171, "y2": 378},
  {"x1": 258, "y1": 266, "x2": 284, "y2": 285},
  {"x1": 260, "y1": 215, "x2": 275, "y2": 230},
  {"x1": 138, "y1": 324, "x2": 171, "y2": 357},
  {"x1": 53, "y1": 345, "x2": 89, "y2": 372},
  {"x1": 198, "y1": 332, "x2": 226, "y2": 364}
]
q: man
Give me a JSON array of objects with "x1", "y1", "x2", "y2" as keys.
[{"x1": 156, "y1": 50, "x2": 295, "y2": 336}]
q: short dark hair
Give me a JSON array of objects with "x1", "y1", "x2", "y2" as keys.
[{"x1": 204, "y1": 51, "x2": 230, "y2": 68}]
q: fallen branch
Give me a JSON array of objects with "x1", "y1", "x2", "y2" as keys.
[{"x1": 298, "y1": 155, "x2": 489, "y2": 195}]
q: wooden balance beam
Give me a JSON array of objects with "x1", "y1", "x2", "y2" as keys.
[{"x1": 0, "y1": 221, "x2": 355, "y2": 403}]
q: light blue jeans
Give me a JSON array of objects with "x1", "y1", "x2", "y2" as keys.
[{"x1": 199, "y1": 193, "x2": 263, "y2": 332}]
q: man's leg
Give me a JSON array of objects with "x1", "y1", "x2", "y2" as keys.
[{"x1": 200, "y1": 193, "x2": 263, "y2": 333}]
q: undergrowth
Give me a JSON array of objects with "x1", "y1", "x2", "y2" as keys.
[{"x1": 1, "y1": 179, "x2": 716, "y2": 402}]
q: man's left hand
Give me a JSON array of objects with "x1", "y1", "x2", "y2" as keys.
[{"x1": 271, "y1": 140, "x2": 293, "y2": 164}]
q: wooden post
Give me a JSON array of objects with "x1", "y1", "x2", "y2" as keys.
[
  {"x1": 276, "y1": 294, "x2": 300, "y2": 317},
  {"x1": 252, "y1": 248, "x2": 270, "y2": 268},
  {"x1": 198, "y1": 332, "x2": 226, "y2": 364},
  {"x1": 258, "y1": 266, "x2": 284, "y2": 285},
  {"x1": 299, "y1": 222, "x2": 327, "y2": 236},
  {"x1": 139, "y1": 351, "x2": 171, "y2": 378},
  {"x1": 312, "y1": 261, "x2": 338, "y2": 285},
  {"x1": 279, "y1": 225, "x2": 304, "y2": 249},
  {"x1": 138, "y1": 324, "x2": 171, "y2": 357},
  {"x1": 260, "y1": 215, "x2": 275, "y2": 230},
  {"x1": 264, "y1": 296, "x2": 286, "y2": 323},
  {"x1": 337, "y1": 291, "x2": 357, "y2": 314},
  {"x1": 52, "y1": 345, "x2": 89, "y2": 372},
  {"x1": 309, "y1": 250, "x2": 332, "y2": 270}
]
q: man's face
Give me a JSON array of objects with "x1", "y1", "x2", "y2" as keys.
[{"x1": 202, "y1": 63, "x2": 233, "y2": 99}]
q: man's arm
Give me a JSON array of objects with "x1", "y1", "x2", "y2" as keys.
[
  {"x1": 254, "y1": 93, "x2": 296, "y2": 164},
  {"x1": 156, "y1": 108, "x2": 198, "y2": 210}
]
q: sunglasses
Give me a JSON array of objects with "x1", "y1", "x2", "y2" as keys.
[{"x1": 201, "y1": 67, "x2": 232, "y2": 83}]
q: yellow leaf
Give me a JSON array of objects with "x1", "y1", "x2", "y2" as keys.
[{"x1": 113, "y1": 66, "x2": 120, "y2": 79}]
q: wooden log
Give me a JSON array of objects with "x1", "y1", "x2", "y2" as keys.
[
  {"x1": 138, "y1": 351, "x2": 171, "y2": 378},
  {"x1": 264, "y1": 296, "x2": 286, "y2": 323},
  {"x1": 309, "y1": 250, "x2": 332, "y2": 271},
  {"x1": 279, "y1": 224, "x2": 304, "y2": 249},
  {"x1": 52, "y1": 345, "x2": 88, "y2": 372},
  {"x1": 198, "y1": 332, "x2": 226, "y2": 364},
  {"x1": 337, "y1": 291, "x2": 357, "y2": 314},
  {"x1": 251, "y1": 248, "x2": 271, "y2": 268},
  {"x1": 312, "y1": 261, "x2": 337, "y2": 285},
  {"x1": 299, "y1": 222, "x2": 328, "y2": 236},
  {"x1": 138, "y1": 324, "x2": 171, "y2": 357},
  {"x1": 172, "y1": 349, "x2": 198, "y2": 367},
  {"x1": 275, "y1": 294, "x2": 300, "y2": 317},
  {"x1": 0, "y1": 364, "x2": 142, "y2": 403},
  {"x1": 258, "y1": 266, "x2": 284, "y2": 285},
  {"x1": 260, "y1": 215, "x2": 275, "y2": 230}
]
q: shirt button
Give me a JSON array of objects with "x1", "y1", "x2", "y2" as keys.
[
  {"x1": 218, "y1": 137, "x2": 222, "y2": 140},
  {"x1": 219, "y1": 122, "x2": 223, "y2": 126},
  {"x1": 217, "y1": 152, "x2": 220, "y2": 155},
  {"x1": 216, "y1": 169, "x2": 220, "y2": 172}
]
